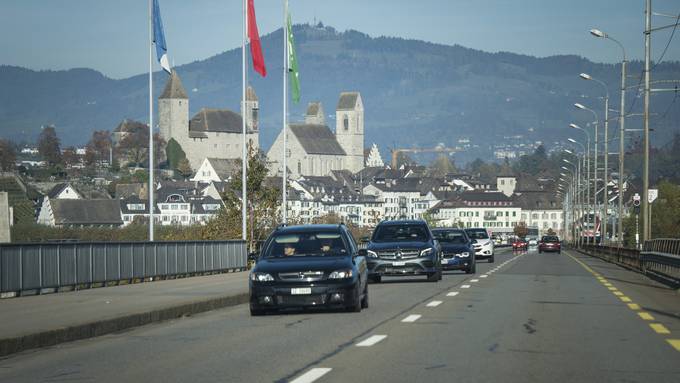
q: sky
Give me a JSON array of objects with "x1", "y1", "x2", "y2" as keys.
[{"x1": 1, "y1": 0, "x2": 679, "y2": 79}]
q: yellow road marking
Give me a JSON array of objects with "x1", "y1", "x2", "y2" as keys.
[
  {"x1": 628, "y1": 303, "x2": 641, "y2": 310},
  {"x1": 608, "y1": 287, "x2": 618, "y2": 291},
  {"x1": 638, "y1": 312, "x2": 655, "y2": 321},
  {"x1": 650, "y1": 323, "x2": 671, "y2": 334},
  {"x1": 667, "y1": 339, "x2": 680, "y2": 351},
  {"x1": 619, "y1": 296, "x2": 632, "y2": 302},
  {"x1": 603, "y1": 283, "x2": 613, "y2": 287},
  {"x1": 613, "y1": 291, "x2": 624, "y2": 296}
]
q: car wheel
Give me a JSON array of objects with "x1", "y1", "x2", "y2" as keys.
[
  {"x1": 361, "y1": 285, "x2": 369, "y2": 309},
  {"x1": 427, "y1": 271, "x2": 440, "y2": 282},
  {"x1": 488, "y1": 256, "x2": 495, "y2": 263},
  {"x1": 369, "y1": 275, "x2": 381, "y2": 283},
  {"x1": 348, "y1": 289, "x2": 363, "y2": 312}
]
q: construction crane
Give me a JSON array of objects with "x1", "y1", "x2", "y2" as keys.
[{"x1": 390, "y1": 146, "x2": 458, "y2": 169}]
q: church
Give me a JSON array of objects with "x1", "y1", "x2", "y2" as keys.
[
  {"x1": 267, "y1": 92, "x2": 365, "y2": 178},
  {"x1": 158, "y1": 71, "x2": 259, "y2": 170}
]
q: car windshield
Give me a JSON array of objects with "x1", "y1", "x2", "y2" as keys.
[
  {"x1": 433, "y1": 230, "x2": 467, "y2": 244},
  {"x1": 262, "y1": 232, "x2": 348, "y2": 258},
  {"x1": 373, "y1": 224, "x2": 429, "y2": 242},
  {"x1": 542, "y1": 236, "x2": 559, "y2": 242},
  {"x1": 465, "y1": 229, "x2": 489, "y2": 240}
]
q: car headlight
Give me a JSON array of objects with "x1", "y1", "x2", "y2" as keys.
[
  {"x1": 457, "y1": 252, "x2": 470, "y2": 258},
  {"x1": 420, "y1": 247, "x2": 434, "y2": 257},
  {"x1": 366, "y1": 250, "x2": 378, "y2": 258},
  {"x1": 329, "y1": 269, "x2": 353, "y2": 279},
  {"x1": 250, "y1": 272, "x2": 274, "y2": 282}
]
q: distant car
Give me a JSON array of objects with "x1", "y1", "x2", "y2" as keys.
[
  {"x1": 512, "y1": 238, "x2": 528, "y2": 251},
  {"x1": 539, "y1": 235, "x2": 561, "y2": 254},
  {"x1": 364, "y1": 220, "x2": 442, "y2": 282},
  {"x1": 527, "y1": 237, "x2": 539, "y2": 247},
  {"x1": 432, "y1": 228, "x2": 476, "y2": 274},
  {"x1": 465, "y1": 228, "x2": 495, "y2": 263},
  {"x1": 248, "y1": 224, "x2": 368, "y2": 316}
]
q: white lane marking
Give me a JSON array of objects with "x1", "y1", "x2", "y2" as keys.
[
  {"x1": 461, "y1": 284, "x2": 471, "y2": 289},
  {"x1": 426, "y1": 300, "x2": 443, "y2": 307},
  {"x1": 480, "y1": 275, "x2": 488, "y2": 278},
  {"x1": 470, "y1": 279, "x2": 479, "y2": 282},
  {"x1": 356, "y1": 335, "x2": 388, "y2": 347},
  {"x1": 291, "y1": 368, "x2": 333, "y2": 383},
  {"x1": 402, "y1": 314, "x2": 422, "y2": 323},
  {"x1": 447, "y1": 291, "x2": 459, "y2": 297}
]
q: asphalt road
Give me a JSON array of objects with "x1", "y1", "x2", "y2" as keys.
[{"x1": 1, "y1": 247, "x2": 679, "y2": 383}]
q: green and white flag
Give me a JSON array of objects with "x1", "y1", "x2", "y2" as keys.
[{"x1": 287, "y1": 13, "x2": 300, "y2": 103}]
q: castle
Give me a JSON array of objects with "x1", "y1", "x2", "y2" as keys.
[{"x1": 158, "y1": 71, "x2": 259, "y2": 170}]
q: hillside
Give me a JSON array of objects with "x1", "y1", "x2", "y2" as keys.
[{"x1": 1, "y1": 24, "x2": 679, "y2": 161}]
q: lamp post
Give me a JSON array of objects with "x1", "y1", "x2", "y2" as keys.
[
  {"x1": 573, "y1": 105, "x2": 599, "y2": 244},
  {"x1": 580, "y1": 73, "x2": 610, "y2": 244},
  {"x1": 569, "y1": 125, "x2": 592, "y2": 243},
  {"x1": 562, "y1": 159, "x2": 579, "y2": 247},
  {"x1": 590, "y1": 27, "x2": 627, "y2": 247}
]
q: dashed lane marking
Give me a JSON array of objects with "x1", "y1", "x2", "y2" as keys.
[
  {"x1": 620, "y1": 296, "x2": 632, "y2": 303},
  {"x1": 461, "y1": 285, "x2": 471, "y2": 289},
  {"x1": 608, "y1": 287, "x2": 618, "y2": 291},
  {"x1": 290, "y1": 368, "x2": 333, "y2": 383},
  {"x1": 628, "y1": 303, "x2": 641, "y2": 310},
  {"x1": 667, "y1": 339, "x2": 680, "y2": 352},
  {"x1": 638, "y1": 312, "x2": 655, "y2": 321},
  {"x1": 446, "y1": 292, "x2": 459, "y2": 297},
  {"x1": 470, "y1": 279, "x2": 479, "y2": 283},
  {"x1": 613, "y1": 291, "x2": 624, "y2": 296},
  {"x1": 356, "y1": 335, "x2": 387, "y2": 347},
  {"x1": 402, "y1": 314, "x2": 422, "y2": 323},
  {"x1": 650, "y1": 324, "x2": 671, "y2": 334},
  {"x1": 426, "y1": 300, "x2": 443, "y2": 307},
  {"x1": 480, "y1": 275, "x2": 488, "y2": 278}
]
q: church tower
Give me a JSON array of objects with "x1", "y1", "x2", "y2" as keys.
[
  {"x1": 335, "y1": 92, "x2": 365, "y2": 173},
  {"x1": 241, "y1": 85, "x2": 259, "y2": 133},
  {"x1": 158, "y1": 70, "x2": 189, "y2": 143},
  {"x1": 305, "y1": 102, "x2": 325, "y2": 125}
]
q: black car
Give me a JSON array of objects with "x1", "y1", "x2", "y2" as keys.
[
  {"x1": 432, "y1": 228, "x2": 476, "y2": 274},
  {"x1": 249, "y1": 224, "x2": 368, "y2": 316},
  {"x1": 362, "y1": 220, "x2": 442, "y2": 282}
]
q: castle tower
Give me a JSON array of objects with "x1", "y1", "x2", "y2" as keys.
[
  {"x1": 305, "y1": 102, "x2": 325, "y2": 125},
  {"x1": 158, "y1": 70, "x2": 189, "y2": 143},
  {"x1": 335, "y1": 92, "x2": 365, "y2": 173},
  {"x1": 241, "y1": 85, "x2": 259, "y2": 133}
]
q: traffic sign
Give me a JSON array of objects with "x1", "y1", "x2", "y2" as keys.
[
  {"x1": 648, "y1": 189, "x2": 658, "y2": 204},
  {"x1": 633, "y1": 193, "x2": 641, "y2": 207}
]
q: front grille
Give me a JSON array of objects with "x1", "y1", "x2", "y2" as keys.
[
  {"x1": 377, "y1": 249, "x2": 420, "y2": 259},
  {"x1": 277, "y1": 294, "x2": 326, "y2": 306},
  {"x1": 278, "y1": 271, "x2": 325, "y2": 282}
]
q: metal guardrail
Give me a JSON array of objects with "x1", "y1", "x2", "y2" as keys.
[
  {"x1": 0, "y1": 240, "x2": 247, "y2": 296},
  {"x1": 581, "y1": 239, "x2": 680, "y2": 287}
]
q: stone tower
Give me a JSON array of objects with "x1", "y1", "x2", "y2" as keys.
[
  {"x1": 335, "y1": 92, "x2": 364, "y2": 173},
  {"x1": 241, "y1": 86, "x2": 259, "y2": 133},
  {"x1": 158, "y1": 70, "x2": 189, "y2": 143},
  {"x1": 305, "y1": 102, "x2": 325, "y2": 125}
]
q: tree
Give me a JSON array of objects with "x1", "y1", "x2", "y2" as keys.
[
  {"x1": 650, "y1": 180, "x2": 680, "y2": 238},
  {"x1": 546, "y1": 228, "x2": 557, "y2": 236},
  {"x1": 87, "y1": 130, "x2": 112, "y2": 165},
  {"x1": 428, "y1": 154, "x2": 458, "y2": 177},
  {"x1": 37, "y1": 125, "x2": 62, "y2": 165},
  {"x1": 62, "y1": 146, "x2": 80, "y2": 168},
  {"x1": 166, "y1": 138, "x2": 186, "y2": 170},
  {"x1": 176, "y1": 158, "x2": 192, "y2": 180},
  {"x1": 118, "y1": 126, "x2": 166, "y2": 168},
  {"x1": 0, "y1": 139, "x2": 17, "y2": 171},
  {"x1": 514, "y1": 222, "x2": 529, "y2": 238}
]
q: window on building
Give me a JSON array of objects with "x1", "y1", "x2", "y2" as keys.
[
  {"x1": 343, "y1": 115, "x2": 349, "y2": 130},
  {"x1": 551, "y1": 213, "x2": 557, "y2": 219}
]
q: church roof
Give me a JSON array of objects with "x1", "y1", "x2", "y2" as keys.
[
  {"x1": 159, "y1": 71, "x2": 188, "y2": 99},
  {"x1": 306, "y1": 102, "x2": 321, "y2": 116},
  {"x1": 189, "y1": 108, "x2": 243, "y2": 133},
  {"x1": 289, "y1": 124, "x2": 346, "y2": 156},
  {"x1": 336, "y1": 92, "x2": 359, "y2": 110},
  {"x1": 206, "y1": 158, "x2": 241, "y2": 180}
]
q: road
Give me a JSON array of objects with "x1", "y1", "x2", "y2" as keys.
[{"x1": 0, "y1": 248, "x2": 679, "y2": 383}]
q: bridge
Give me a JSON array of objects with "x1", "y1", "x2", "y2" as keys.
[{"x1": 1, "y1": 245, "x2": 679, "y2": 382}]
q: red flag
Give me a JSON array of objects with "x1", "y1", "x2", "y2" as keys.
[{"x1": 248, "y1": 0, "x2": 266, "y2": 77}]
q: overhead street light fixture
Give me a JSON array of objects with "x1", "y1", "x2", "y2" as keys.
[
  {"x1": 574, "y1": 103, "x2": 586, "y2": 110},
  {"x1": 580, "y1": 73, "x2": 592, "y2": 81},
  {"x1": 590, "y1": 28, "x2": 606, "y2": 38}
]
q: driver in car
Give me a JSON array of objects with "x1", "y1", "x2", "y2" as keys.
[{"x1": 283, "y1": 243, "x2": 296, "y2": 256}]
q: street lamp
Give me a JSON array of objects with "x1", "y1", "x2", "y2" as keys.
[
  {"x1": 568, "y1": 128, "x2": 592, "y2": 242},
  {"x1": 580, "y1": 72, "x2": 610, "y2": 244},
  {"x1": 573, "y1": 105, "x2": 599, "y2": 244},
  {"x1": 591, "y1": 27, "x2": 627, "y2": 247}
]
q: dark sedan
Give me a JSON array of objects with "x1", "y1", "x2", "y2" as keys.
[
  {"x1": 432, "y1": 228, "x2": 476, "y2": 274},
  {"x1": 538, "y1": 235, "x2": 562, "y2": 253},
  {"x1": 249, "y1": 224, "x2": 368, "y2": 316},
  {"x1": 363, "y1": 220, "x2": 442, "y2": 282}
]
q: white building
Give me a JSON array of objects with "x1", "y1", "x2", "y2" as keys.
[
  {"x1": 190, "y1": 158, "x2": 241, "y2": 183},
  {"x1": 429, "y1": 191, "x2": 521, "y2": 235},
  {"x1": 513, "y1": 191, "x2": 564, "y2": 236}
]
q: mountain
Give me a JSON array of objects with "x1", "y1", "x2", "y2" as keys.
[{"x1": 1, "y1": 24, "x2": 679, "y2": 162}]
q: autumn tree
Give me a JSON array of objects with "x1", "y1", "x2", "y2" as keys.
[
  {"x1": 62, "y1": 146, "x2": 80, "y2": 167},
  {"x1": 118, "y1": 125, "x2": 166, "y2": 168},
  {"x1": 514, "y1": 221, "x2": 529, "y2": 238},
  {"x1": 0, "y1": 139, "x2": 17, "y2": 171},
  {"x1": 176, "y1": 158, "x2": 193, "y2": 180},
  {"x1": 37, "y1": 125, "x2": 62, "y2": 165},
  {"x1": 87, "y1": 130, "x2": 112, "y2": 165},
  {"x1": 428, "y1": 154, "x2": 458, "y2": 177}
]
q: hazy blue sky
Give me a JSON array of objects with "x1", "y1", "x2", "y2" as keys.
[{"x1": 1, "y1": 0, "x2": 678, "y2": 79}]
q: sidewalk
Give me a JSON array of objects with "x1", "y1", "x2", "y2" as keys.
[{"x1": 0, "y1": 271, "x2": 249, "y2": 357}]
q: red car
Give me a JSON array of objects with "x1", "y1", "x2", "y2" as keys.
[
  {"x1": 538, "y1": 235, "x2": 561, "y2": 253},
  {"x1": 512, "y1": 238, "x2": 528, "y2": 251}
]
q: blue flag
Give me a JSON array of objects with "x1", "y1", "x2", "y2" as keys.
[{"x1": 153, "y1": 0, "x2": 171, "y2": 74}]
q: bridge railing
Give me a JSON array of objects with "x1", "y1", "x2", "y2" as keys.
[
  {"x1": 0, "y1": 240, "x2": 247, "y2": 296},
  {"x1": 581, "y1": 239, "x2": 680, "y2": 287}
]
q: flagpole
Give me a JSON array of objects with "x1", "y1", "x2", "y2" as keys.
[
  {"x1": 241, "y1": 0, "x2": 248, "y2": 241},
  {"x1": 148, "y1": 0, "x2": 155, "y2": 241},
  {"x1": 282, "y1": 0, "x2": 288, "y2": 224}
]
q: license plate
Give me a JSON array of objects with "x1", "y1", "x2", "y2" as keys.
[
  {"x1": 291, "y1": 287, "x2": 311, "y2": 295},
  {"x1": 393, "y1": 261, "x2": 406, "y2": 266}
]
